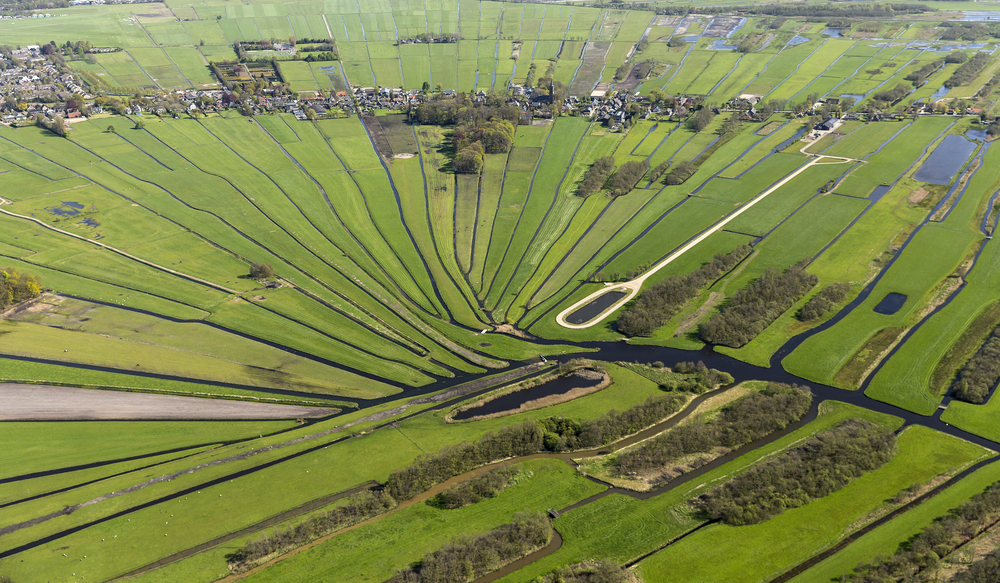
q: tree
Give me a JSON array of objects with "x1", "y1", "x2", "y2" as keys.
[
  {"x1": 249, "y1": 263, "x2": 275, "y2": 279},
  {"x1": 421, "y1": 81, "x2": 430, "y2": 92},
  {"x1": 435, "y1": 83, "x2": 443, "y2": 93},
  {"x1": 106, "y1": 124, "x2": 116, "y2": 134},
  {"x1": 133, "y1": 119, "x2": 145, "y2": 130}
]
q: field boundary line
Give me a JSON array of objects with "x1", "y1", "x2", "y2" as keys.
[
  {"x1": 556, "y1": 153, "x2": 856, "y2": 329},
  {"x1": 0, "y1": 204, "x2": 238, "y2": 295}
]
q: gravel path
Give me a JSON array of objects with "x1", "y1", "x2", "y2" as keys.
[{"x1": 0, "y1": 384, "x2": 334, "y2": 420}]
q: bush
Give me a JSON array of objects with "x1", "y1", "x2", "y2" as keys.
[
  {"x1": 229, "y1": 490, "x2": 395, "y2": 569},
  {"x1": 617, "y1": 245, "x2": 751, "y2": 337},
  {"x1": 703, "y1": 419, "x2": 897, "y2": 526},
  {"x1": 871, "y1": 83, "x2": 911, "y2": 103},
  {"x1": 841, "y1": 480, "x2": 1000, "y2": 582},
  {"x1": 946, "y1": 52, "x2": 990, "y2": 88},
  {"x1": 798, "y1": 282, "x2": 850, "y2": 321},
  {"x1": 578, "y1": 156, "x2": 615, "y2": 197},
  {"x1": 945, "y1": 51, "x2": 969, "y2": 64},
  {"x1": 454, "y1": 142, "x2": 485, "y2": 174},
  {"x1": 952, "y1": 326, "x2": 1000, "y2": 404},
  {"x1": 607, "y1": 160, "x2": 649, "y2": 196},
  {"x1": 648, "y1": 160, "x2": 671, "y2": 183},
  {"x1": 432, "y1": 465, "x2": 517, "y2": 509},
  {"x1": 701, "y1": 263, "x2": 818, "y2": 348},
  {"x1": 535, "y1": 560, "x2": 632, "y2": 583},
  {"x1": 249, "y1": 262, "x2": 275, "y2": 279},
  {"x1": 386, "y1": 512, "x2": 551, "y2": 583},
  {"x1": 905, "y1": 60, "x2": 943, "y2": 86},
  {"x1": 665, "y1": 160, "x2": 697, "y2": 185},
  {"x1": 686, "y1": 107, "x2": 715, "y2": 132},
  {"x1": 616, "y1": 383, "x2": 812, "y2": 477},
  {"x1": 0, "y1": 268, "x2": 42, "y2": 310}
]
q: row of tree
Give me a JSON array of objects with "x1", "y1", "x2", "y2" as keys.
[
  {"x1": 616, "y1": 245, "x2": 752, "y2": 337},
  {"x1": 872, "y1": 83, "x2": 912, "y2": 104},
  {"x1": 702, "y1": 419, "x2": 897, "y2": 526},
  {"x1": 615, "y1": 383, "x2": 812, "y2": 476},
  {"x1": 229, "y1": 490, "x2": 395, "y2": 570},
  {"x1": 431, "y1": 465, "x2": 518, "y2": 509},
  {"x1": 954, "y1": 548, "x2": 1000, "y2": 583},
  {"x1": 411, "y1": 99, "x2": 521, "y2": 127},
  {"x1": 840, "y1": 480, "x2": 1000, "y2": 582},
  {"x1": 951, "y1": 325, "x2": 1000, "y2": 404},
  {"x1": 535, "y1": 560, "x2": 633, "y2": 583},
  {"x1": 387, "y1": 390, "x2": 700, "y2": 499},
  {"x1": 608, "y1": 160, "x2": 650, "y2": 196},
  {"x1": 662, "y1": 360, "x2": 734, "y2": 394},
  {"x1": 701, "y1": 263, "x2": 818, "y2": 348},
  {"x1": 386, "y1": 512, "x2": 551, "y2": 583},
  {"x1": 905, "y1": 60, "x2": 944, "y2": 87},
  {"x1": 0, "y1": 268, "x2": 42, "y2": 310},
  {"x1": 945, "y1": 52, "x2": 991, "y2": 88},
  {"x1": 577, "y1": 156, "x2": 616, "y2": 198},
  {"x1": 665, "y1": 160, "x2": 697, "y2": 185},
  {"x1": 798, "y1": 282, "x2": 850, "y2": 322}
]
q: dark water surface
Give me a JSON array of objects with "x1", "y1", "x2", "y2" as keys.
[
  {"x1": 914, "y1": 135, "x2": 976, "y2": 184},
  {"x1": 873, "y1": 292, "x2": 907, "y2": 315},
  {"x1": 566, "y1": 291, "x2": 628, "y2": 324},
  {"x1": 452, "y1": 373, "x2": 604, "y2": 420}
]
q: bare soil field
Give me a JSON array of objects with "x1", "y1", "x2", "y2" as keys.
[{"x1": 0, "y1": 384, "x2": 335, "y2": 420}]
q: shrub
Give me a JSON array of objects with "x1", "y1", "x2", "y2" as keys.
[
  {"x1": 798, "y1": 282, "x2": 850, "y2": 321},
  {"x1": 386, "y1": 512, "x2": 551, "y2": 583},
  {"x1": 249, "y1": 262, "x2": 275, "y2": 279},
  {"x1": 703, "y1": 419, "x2": 897, "y2": 525},
  {"x1": 616, "y1": 383, "x2": 811, "y2": 476},
  {"x1": 701, "y1": 263, "x2": 818, "y2": 348},
  {"x1": 665, "y1": 160, "x2": 697, "y2": 185},
  {"x1": 617, "y1": 245, "x2": 751, "y2": 337},
  {"x1": 432, "y1": 465, "x2": 518, "y2": 509},
  {"x1": 946, "y1": 52, "x2": 990, "y2": 88},
  {"x1": 607, "y1": 160, "x2": 649, "y2": 196},
  {"x1": 952, "y1": 326, "x2": 1000, "y2": 404},
  {"x1": 0, "y1": 268, "x2": 42, "y2": 310},
  {"x1": 578, "y1": 156, "x2": 615, "y2": 197}
]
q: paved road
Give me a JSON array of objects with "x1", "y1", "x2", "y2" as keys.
[{"x1": 556, "y1": 153, "x2": 856, "y2": 329}]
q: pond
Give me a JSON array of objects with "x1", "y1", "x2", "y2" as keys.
[
  {"x1": 786, "y1": 35, "x2": 809, "y2": 47},
  {"x1": 873, "y1": 293, "x2": 907, "y2": 315},
  {"x1": 452, "y1": 372, "x2": 605, "y2": 420},
  {"x1": 840, "y1": 93, "x2": 865, "y2": 102},
  {"x1": 710, "y1": 39, "x2": 737, "y2": 50},
  {"x1": 914, "y1": 135, "x2": 976, "y2": 185},
  {"x1": 566, "y1": 290, "x2": 628, "y2": 325},
  {"x1": 823, "y1": 28, "x2": 844, "y2": 37},
  {"x1": 967, "y1": 128, "x2": 989, "y2": 141}
]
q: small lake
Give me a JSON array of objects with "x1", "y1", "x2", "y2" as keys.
[
  {"x1": 967, "y1": 128, "x2": 988, "y2": 141},
  {"x1": 786, "y1": 35, "x2": 809, "y2": 47},
  {"x1": 873, "y1": 293, "x2": 907, "y2": 315},
  {"x1": 926, "y1": 86, "x2": 950, "y2": 102},
  {"x1": 840, "y1": 93, "x2": 865, "y2": 102},
  {"x1": 823, "y1": 28, "x2": 844, "y2": 37},
  {"x1": 710, "y1": 39, "x2": 737, "y2": 50},
  {"x1": 683, "y1": 36, "x2": 701, "y2": 42},
  {"x1": 452, "y1": 372, "x2": 605, "y2": 420},
  {"x1": 566, "y1": 290, "x2": 627, "y2": 325},
  {"x1": 870, "y1": 184, "x2": 891, "y2": 201},
  {"x1": 914, "y1": 135, "x2": 976, "y2": 185}
]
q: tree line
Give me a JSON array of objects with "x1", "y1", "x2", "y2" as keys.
[
  {"x1": 616, "y1": 245, "x2": 752, "y2": 337},
  {"x1": 0, "y1": 268, "x2": 42, "y2": 310},
  {"x1": 577, "y1": 156, "x2": 615, "y2": 197},
  {"x1": 702, "y1": 419, "x2": 897, "y2": 526},
  {"x1": 615, "y1": 383, "x2": 812, "y2": 477},
  {"x1": 872, "y1": 83, "x2": 912, "y2": 104},
  {"x1": 951, "y1": 325, "x2": 1000, "y2": 404},
  {"x1": 945, "y1": 52, "x2": 991, "y2": 88},
  {"x1": 386, "y1": 511, "x2": 551, "y2": 583},
  {"x1": 386, "y1": 389, "x2": 706, "y2": 498},
  {"x1": 577, "y1": 158, "x2": 650, "y2": 198},
  {"x1": 840, "y1": 479, "x2": 1000, "y2": 582},
  {"x1": 906, "y1": 60, "x2": 944, "y2": 86},
  {"x1": 798, "y1": 282, "x2": 850, "y2": 321},
  {"x1": 229, "y1": 490, "x2": 396, "y2": 570},
  {"x1": 431, "y1": 465, "x2": 518, "y2": 509},
  {"x1": 660, "y1": 361, "x2": 734, "y2": 393},
  {"x1": 954, "y1": 548, "x2": 1000, "y2": 583},
  {"x1": 534, "y1": 560, "x2": 633, "y2": 583},
  {"x1": 701, "y1": 262, "x2": 818, "y2": 348}
]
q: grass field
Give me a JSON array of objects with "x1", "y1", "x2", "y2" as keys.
[{"x1": 12, "y1": 6, "x2": 1000, "y2": 583}]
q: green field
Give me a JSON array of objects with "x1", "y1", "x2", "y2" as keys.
[{"x1": 9, "y1": 5, "x2": 1000, "y2": 583}]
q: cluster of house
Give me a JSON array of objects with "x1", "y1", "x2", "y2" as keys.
[{"x1": 0, "y1": 46, "x2": 91, "y2": 123}]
